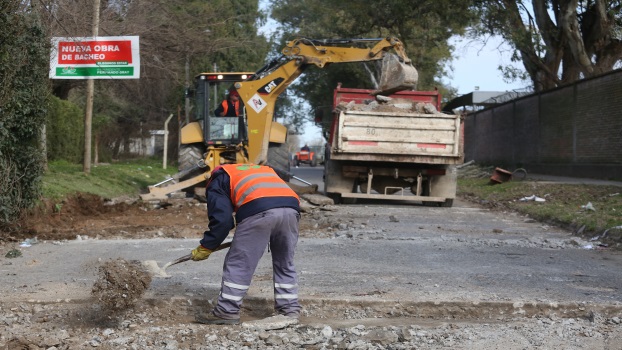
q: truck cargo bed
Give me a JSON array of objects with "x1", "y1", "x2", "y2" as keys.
[
  {"x1": 324, "y1": 86, "x2": 464, "y2": 206},
  {"x1": 334, "y1": 109, "x2": 462, "y2": 162}
]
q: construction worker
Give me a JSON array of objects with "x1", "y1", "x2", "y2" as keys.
[
  {"x1": 214, "y1": 89, "x2": 243, "y2": 117},
  {"x1": 301, "y1": 144, "x2": 310, "y2": 152},
  {"x1": 190, "y1": 164, "x2": 301, "y2": 325}
]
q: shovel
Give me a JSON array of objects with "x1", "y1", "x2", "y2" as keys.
[{"x1": 143, "y1": 241, "x2": 232, "y2": 278}]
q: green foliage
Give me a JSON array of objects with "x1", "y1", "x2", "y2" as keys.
[
  {"x1": 46, "y1": 0, "x2": 270, "y2": 163},
  {"x1": 46, "y1": 96, "x2": 84, "y2": 162},
  {"x1": 0, "y1": 2, "x2": 49, "y2": 227},
  {"x1": 43, "y1": 159, "x2": 176, "y2": 200},
  {"x1": 198, "y1": 0, "x2": 270, "y2": 72}
]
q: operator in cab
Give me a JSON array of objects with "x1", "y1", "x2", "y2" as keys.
[
  {"x1": 214, "y1": 89, "x2": 244, "y2": 117},
  {"x1": 190, "y1": 164, "x2": 302, "y2": 325},
  {"x1": 301, "y1": 144, "x2": 310, "y2": 152}
]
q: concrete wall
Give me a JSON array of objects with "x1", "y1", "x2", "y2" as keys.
[{"x1": 464, "y1": 69, "x2": 622, "y2": 180}]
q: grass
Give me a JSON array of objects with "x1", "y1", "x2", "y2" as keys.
[
  {"x1": 458, "y1": 177, "x2": 622, "y2": 241},
  {"x1": 42, "y1": 159, "x2": 176, "y2": 200}
]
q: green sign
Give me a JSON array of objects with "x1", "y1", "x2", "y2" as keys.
[{"x1": 55, "y1": 66, "x2": 134, "y2": 77}]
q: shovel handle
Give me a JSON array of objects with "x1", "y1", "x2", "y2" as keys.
[{"x1": 167, "y1": 241, "x2": 232, "y2": 267}]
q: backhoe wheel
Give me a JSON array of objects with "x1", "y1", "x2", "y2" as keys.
[
  {"x1": 267, "y1": 142, "x2": 291, "y2": 181},
  {"x1": 310, "y1": 156, "x2": 317, "y2": 167},
  {"x1": 178, "y1": 143, "x2": 206, "y2": 181}
]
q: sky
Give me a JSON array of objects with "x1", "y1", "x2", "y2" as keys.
[{"x1": 442, "y1": 35, "x2": 530, "y2": 95}]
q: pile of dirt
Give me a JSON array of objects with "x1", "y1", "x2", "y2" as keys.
[
  {"x1": 0, "y1": 194, "x2": 207, "y2": 244},
  {"x1": 91, "y1": 258, "x2": 152, "y2": 315}
]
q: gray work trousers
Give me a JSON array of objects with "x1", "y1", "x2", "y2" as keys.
[{"x1": 212, "y1": 207, "x2": 301, "y2": 319}]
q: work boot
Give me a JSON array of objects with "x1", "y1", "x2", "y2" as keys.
[{"x1": 195, "y1": 312, "x2": 240, "y2": 325}]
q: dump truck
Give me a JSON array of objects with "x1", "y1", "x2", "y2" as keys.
[
  {"x1": 323, "y1": 84, "x2": 464, "y2": 206},
  {"x1": 141, "y1": 37, "x2": 418, "y2": 200}
]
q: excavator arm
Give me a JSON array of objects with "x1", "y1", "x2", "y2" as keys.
[{"x1": 235, "y1": 37, "x2": 418, "y2": 164}]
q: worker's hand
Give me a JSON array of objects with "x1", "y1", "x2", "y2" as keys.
[{"x1": 191, "y1": 245, "x2": 213, "y2": 261}]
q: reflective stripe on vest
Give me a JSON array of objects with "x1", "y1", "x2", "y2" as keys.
[
  {"x1": 221, "y1": 164, "x2": 299, "y2": 210},
  {"x1": 221, "y1": 100, "x2": 240, "y2": 116}
]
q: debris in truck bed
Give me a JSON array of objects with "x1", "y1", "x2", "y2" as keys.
[{"x1": 336, "y1": 96, "x2": 440, "y2": 114}]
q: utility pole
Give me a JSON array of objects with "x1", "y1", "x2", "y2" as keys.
[
  {"x1": 184, "y1": 53, "x2": 190, "y2": 125},
  {"x1": 83, "y1": 0, "x2": 100, "y2": 174}
]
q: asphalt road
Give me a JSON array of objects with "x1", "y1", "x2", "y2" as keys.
[
  {"x1": 291, "y1": 164, "x2": 325, "y2": 192},
  {"x1": 2, "y1": 197, "x2": 621, "y2": 319}
]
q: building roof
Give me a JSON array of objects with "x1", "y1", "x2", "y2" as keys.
[{"x1": 442, "y1": 90, "x2": 531, "y2": 112}]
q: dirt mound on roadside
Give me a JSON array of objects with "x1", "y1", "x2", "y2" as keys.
[
  {"x1": 91, "y1": 258, "x2": 152, "y2": 314},
  {"x1": 0, "y1": 192, "x2": 207, "y2": 244}
]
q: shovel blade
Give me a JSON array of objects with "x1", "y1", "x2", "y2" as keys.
[{"x1": 377, "y1": 53, "x2": 418, "y2": 95}]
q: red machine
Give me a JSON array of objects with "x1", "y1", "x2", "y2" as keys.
[{"x1": 294, "y1": 148, "x2": 317, "y2": 167}]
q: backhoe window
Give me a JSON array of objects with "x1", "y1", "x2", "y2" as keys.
[
  {"x1": 193, "y1": 81, "x2": 206, "y2": 122},
  {"x1": 209, "y1": 117, "x2": 239, "y2": 140}
]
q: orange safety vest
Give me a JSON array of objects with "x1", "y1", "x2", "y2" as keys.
[
  {"x1": 220, "y1": 100, "x2": 240, "y2": 116},
  {"x1": 221, "y1": 164, "x2": 299, "y2": 210}
]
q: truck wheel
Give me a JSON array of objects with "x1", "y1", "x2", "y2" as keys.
[
  {"x1": 439, "y1": 199, "x2": 454, "y2": 207},
  {"x1": 267, "y1": 142, "x2": 291, "y2": 181},
  {"x1": 340, "y1": 179, "x2": 359, "y2": 204},
  {"x1": 326, "y1": 192, "x2": 342, "y2": 204},
  {"x1": 420, "y1": 179, "x2": 437, "y2": 207},
  {"x1": 420, "y1": 176, "x2": 454, "y2": 207},
  {"x1": 178, "y1": 143, "x2": 205, "y2": 180}
]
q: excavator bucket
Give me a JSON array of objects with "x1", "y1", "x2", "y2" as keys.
[{"x1": 376, "y1": 53, "x2": 418, "y2": 95}]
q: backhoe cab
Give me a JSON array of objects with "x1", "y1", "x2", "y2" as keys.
[
  {"x1": 141, "y1": 37, "x2": 417, "y2": 200},
  {"x1": 179, "y1": 72, "x2": 255, "y2": 177}
]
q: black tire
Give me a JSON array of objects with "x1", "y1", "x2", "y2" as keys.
[
  {"x1": 267, "y1": 142, "x2": 291, "y2": 181},
  {"x1": 420, "y1": 178, "x2": 453, "y2": 207},
  {"x1": 178, "y1": 143, "x2": 205, "y2": 180},
  {"x1": 421, "y1": 179, "x2": 437, "y2": 207},
  {"x1": 327, "y1": 193, "x2": 341, "y2": 204},
  {"x1": 438, "y1": 199, "x2": 454, "y2": 207},
  {"x1": 342, "y1": 179, "x2": 358, "y2": 204},
  {"x1": 310, "y1": 155, "x2": 317, "y2": 167},
  {"x1": 342, "y1": 197, "x2": 357, "y2": 204}
]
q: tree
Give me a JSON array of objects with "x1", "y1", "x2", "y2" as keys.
[
  {"x1": 269, "y1": 0, "x2": 476, "y2": 135},
  {"x1": 0, "y1": 1, "x2": 49, "y2": 227},
  {"x1": 40, "y1": 0, "x2": 270, "y2": 161},
  {"x1": 475, "y1": 0, "x2": 622, "y2": 91}
]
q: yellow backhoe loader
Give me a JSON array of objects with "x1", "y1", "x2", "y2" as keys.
[{"x1": 141, "y1": 37, "x2": 418, "y2": 200}]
